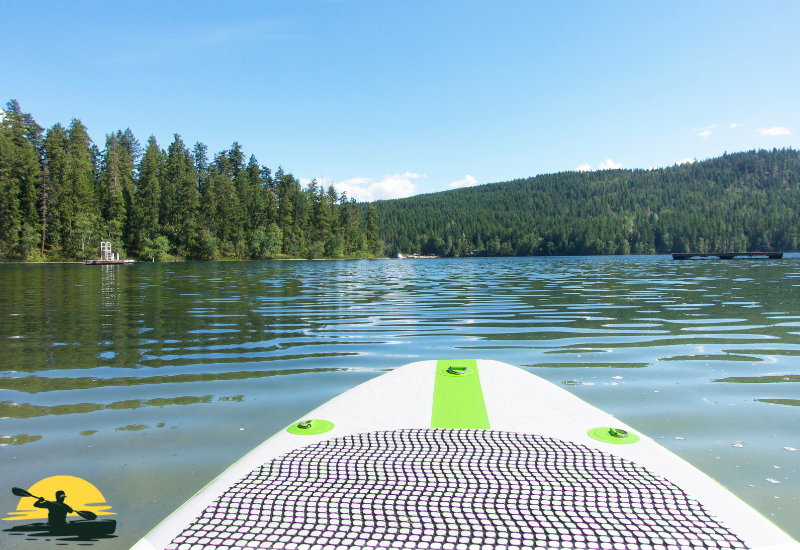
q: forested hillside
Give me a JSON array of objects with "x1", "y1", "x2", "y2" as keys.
[
  {"x1": 0, "y1": 100, "x2": 379, "y2": 261},
  {"x1": 377, "y1": 148, "x2": 800, "y2": 257},
  {"x1": 2, "y1": 98, "x2": 798, "y2": 262}
]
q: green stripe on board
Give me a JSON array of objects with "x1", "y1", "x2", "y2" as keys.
[{"x1": 431, "y1": 359, "x2": 490, "y2": 429}]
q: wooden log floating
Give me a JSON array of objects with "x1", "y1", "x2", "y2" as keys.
[{"x1": 672, "y1": 251, "x2": 783, "y2": 260}]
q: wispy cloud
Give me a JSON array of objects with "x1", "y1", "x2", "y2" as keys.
[
  {"x1": 598, "y1": 159, "x2": 623, "y2": 170},
  {"x1": 575, "y1": 163, "x2": 592, "y2": 172},
  {"x1": 691, "y1": 124, "x2": 716, "y2": 138},
  {"x1": 757, "y1": 127, "x2": 791, "y2": 136},
  {"x1": 729, "y1": 123, "x2": 738, "y2": 128},
  {"x1": 102, "y1": 19, "x2": 292, "y2": 65},
  {"x1": 332, "y1": 172, "x2": 426, "y2": 202},
  {"x1": 449, "y1": 175, "x2": 478, "y2": 189},
  {"x1": 677, "y1": 158, "x2": 695, "y2": 165},
  {"x1": 158, "y1": 20, "x2": 286, "y2": 49}
]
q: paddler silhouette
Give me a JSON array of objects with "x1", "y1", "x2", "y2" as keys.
[{"x1": 33, "y1": 490, "x2": 74, "y2": 525}]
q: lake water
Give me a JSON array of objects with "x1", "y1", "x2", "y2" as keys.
[{"x1": 1, "y1": 256, "x2": 799, "y2": 547}]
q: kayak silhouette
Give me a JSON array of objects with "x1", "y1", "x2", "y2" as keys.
[{"x1": 4, "y1": 487, "x2": 116, "y2": 539}]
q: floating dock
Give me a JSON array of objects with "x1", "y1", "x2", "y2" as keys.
[
  {"x1": 84, "y1": 241, "x2": 133, "y2": 265},
  {"x1": 673, "y1": 251, "x2": 783, "y2": 260},
  {"x1": 84, "y1": 259, "x2": 134, "y2": 265}
]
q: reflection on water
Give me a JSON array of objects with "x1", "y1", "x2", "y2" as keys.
[
  {"x1": 527, "y1": 362, "x2": 649, "y2": 369},
  {"x1": 0, "y1": 394, "x2": 245, "y2": 419},
  {"x1": 716, "y1": 374, "x2": 800, "y2": 383},
  {"x1": 758, "y1": 399, "x2": 800, "y2": 407},
  {"x1": 0, "y1": 434, "x2": 42, "y2": 446},
  {"x1": 1, "y1": 255, "x2": 800, "y2": 546}
]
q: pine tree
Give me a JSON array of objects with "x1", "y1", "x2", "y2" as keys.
[
  {"x1": 117, "y1": 128, "x2": 140, "y2": 254},
  {"x1": 347, "y1": 197, "x2": 361, "y2": 255},
  {"x1": 62, "y1": 119, "x2": 99, "y2": 259},
  {"x1": 0, "y1": 106, "x2": 21, "y2": 258},
  {"x1": 41, "y1": 124, "x2": 69, "y2": 257},
  {"x1": 365, "y1": 204, "x2": 379, "y2": 255},
  {"x1": 338, "y1": 191, "x2": 351, "y2": 254},
  {"x1": 161, "y1": 134, "x2": 198, "y2": 255},
  {"x1": 101, "y1": 132, "x2": 129, "y2": 249},
  {"x1": 133, "y1": 136, "x2": 163, "y2": 252},
  {"x1": 0, "y1": 100, "x2": 43, "y2": 259}
]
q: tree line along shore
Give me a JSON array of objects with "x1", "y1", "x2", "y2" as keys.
[
  {"x1": 0, "y1": 100, "x2": 380, "y2": 262},
  {"x1": 1, "y1": 98, "x2": 799, "y2": 262}
]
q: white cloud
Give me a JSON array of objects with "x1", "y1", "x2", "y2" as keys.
[
  {"x1": 448, "y1": 175, "x2": 478, "y2": 189},
  {"x1": 333, "y1": 172, "x2": 426, "y2": 202},
  {"x1": 575, "y1": 160, "x2": 623, "y2": 171},
  {"x1": 677, "y1": 158, "x2": 695, "y2": 165},
  {"x1": 698, "y1": 130, "x2": 713, "y2": 138},
  {"x1": 757, "y1": 127, "x2": 791, "y2": 136},
  {"x1": 729, "y1": 123, "x2": 738, "y2": 128},
  {"x1": 597, "y1": 159, "x2": 623, "y2": 170}
]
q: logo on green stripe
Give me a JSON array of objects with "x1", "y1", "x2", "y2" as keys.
[{"x1": 431, "y1": 360, "x2": 490, "y2": 430}]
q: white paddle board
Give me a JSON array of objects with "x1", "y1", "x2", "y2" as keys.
[{"x1": 133, "y1": 359, "x2": 800, "y2": 550}]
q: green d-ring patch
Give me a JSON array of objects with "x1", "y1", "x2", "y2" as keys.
[
  {"x1": 287, "y1": 419, "x2": 334, "y2": 436},
  {"x1": 588, "y1": 426, "x2": 640, "y2": 445},
  {"x1": 436, "y1": 361, "x2": 476, "y2": 377}
]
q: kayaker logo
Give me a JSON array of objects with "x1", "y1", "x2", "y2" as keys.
[{"x1": 3, "y1": 475, "x2": 116, "y2": 543}]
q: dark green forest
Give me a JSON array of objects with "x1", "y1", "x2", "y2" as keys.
[
  {"x1": 0, "y1": 100, "x2": 379, "y2": 261},
  {"x1": 377, "y1": 148, "x2": 800, "y2": 257},
  {"x1": 1, "y1": 98, "x2": 798, "y2": 261}
]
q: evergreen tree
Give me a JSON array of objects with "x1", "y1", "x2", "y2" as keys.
[
  {"x1": 133, "y1": 136, "x2": 163, "y2": 252},
  {"x1": 0, "y1": 100, "x2": 43, "y2": 259},
  {"x1": 100, "y1": 131, "x2": 136, "y2": 251},
  {"x1": 161, "y1": 134, "x2": 198, "y2": 254},
  {"x1": 41, "y1": 124, "x2": 69, "y2": 257},
  {"x1": 60, "y1": 119, "x2": 98, "y2": 259},
  {"x1": 117, "y1": 128, "x2": 140, "y2": 254},
  {"x1": 365, "y1": 204, "x2": 379, "y2": 255}
]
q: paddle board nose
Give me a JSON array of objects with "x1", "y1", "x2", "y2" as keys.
[{"x1": 133, "y1": 360, "x2": 800, "y2": 550}]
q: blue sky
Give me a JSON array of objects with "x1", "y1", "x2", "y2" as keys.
[{"x1": 2, "y1": 1, "x2": 798, "y2": 201}]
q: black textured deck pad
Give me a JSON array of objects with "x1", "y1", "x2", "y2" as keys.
[{"x1": 168, "y1": 429, "x2": 744, "y2": 549}]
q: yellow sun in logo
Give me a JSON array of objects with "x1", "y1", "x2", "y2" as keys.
[{"x1": 4, "y1": 476, "x2": 115, "y2": 521}]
